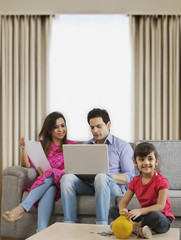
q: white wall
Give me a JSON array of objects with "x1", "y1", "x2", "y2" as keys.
[{"x1": 0, "y1": 0, "x2": 181, "y2": 15}]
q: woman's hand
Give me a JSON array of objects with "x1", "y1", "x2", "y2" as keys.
[
  {"x1": 126, "y1": 209, "x2": 142, "y2": 220},
  {"x1": 19, "y1": 137, "x2": 31, "y2": 168},
  {"x1": 19, "y1": 137, "x2": 25, "y2": 149},
  {"x1": 37, "y1": 167, "x2": 44, "y2": 176}
]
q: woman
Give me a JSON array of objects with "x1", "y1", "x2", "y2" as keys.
[{"x1": 2, "y1": 112, "x2": 76, "y2": 232}]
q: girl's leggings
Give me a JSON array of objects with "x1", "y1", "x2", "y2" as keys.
[{"x1": 109, "y1": 206, "x2": 172, "y2": 233}]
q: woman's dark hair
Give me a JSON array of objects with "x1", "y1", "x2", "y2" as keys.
[
  {"x1": 134, "y1": 142, "x2": 161, "y2": 172},
  {"x1": 87, "y1": 108, "x2": 110, "y2": 124},
  {"x1": 38, "y1": 112, "x2": 67, "y2": 156}
]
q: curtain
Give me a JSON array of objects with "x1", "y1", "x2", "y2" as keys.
[
  {"x1": 0, "y1": 15, "x2": 52, "y2": 171},
  {"x1": 130, "y1": 15, "x2": 181, "y2": 141}
]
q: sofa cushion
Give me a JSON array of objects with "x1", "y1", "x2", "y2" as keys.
[
  {"x1": 134, "y1": 140, "x2": 181, "y2": 190},
  {"x1": 22, "y1": 192, "x2": 116, "y2": 216},
  {"x1": 168, "y1": 190, "x2": 181, "y2": 216}
]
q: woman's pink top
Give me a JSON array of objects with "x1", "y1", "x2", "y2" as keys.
[{"x1": 27, "y1": 140, "x2": 77, "y2": 201}]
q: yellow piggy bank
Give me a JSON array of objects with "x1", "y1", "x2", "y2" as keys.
[{"x1": 112, "y1": 213, "x2": 133, "y2": 239}]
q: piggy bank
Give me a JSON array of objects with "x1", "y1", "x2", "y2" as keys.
[{"x1": 112, "y1": 213, "x2": 133, "y2": 239}]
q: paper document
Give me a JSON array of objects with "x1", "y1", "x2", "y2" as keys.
[{"x1": 25, "y1": 140, "x2": 51, "y2": 171}]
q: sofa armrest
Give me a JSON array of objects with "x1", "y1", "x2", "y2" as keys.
[{"x1": 1, "y1": 166, "x2": 38, "y2": 213}]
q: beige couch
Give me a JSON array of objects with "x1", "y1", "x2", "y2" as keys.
[{"x1": 1, "y1": 140, "x2": 181, "y2": 239}]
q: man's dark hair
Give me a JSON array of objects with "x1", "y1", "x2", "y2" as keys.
[{"x1": 87, "y1": 108, "x2": 110, "y2": 124}]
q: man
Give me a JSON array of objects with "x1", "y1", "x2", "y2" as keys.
[{"x1": 60, "y1": 108, "x2": 135, "y2": 225}]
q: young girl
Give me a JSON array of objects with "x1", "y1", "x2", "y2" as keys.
[
  {"x1": 2, "y1": 111, "x2": 77, "y2": 232},
  {"x1": 110, "y1": 142, "x2": 175, "y2": 239}
]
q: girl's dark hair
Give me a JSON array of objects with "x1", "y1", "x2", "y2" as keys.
[
  {"x1": 87, "y1": 108, "x2": 110, "y2": 124},
  {"x1": 134, "y1": 142, "x2": 161, "y2": 172},
  {"x1": 38, "y1": 112, "x2": 67, "y2": 156}
]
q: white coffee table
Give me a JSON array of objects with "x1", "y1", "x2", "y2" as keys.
[{"x1": 26, "y1": 222, "x2": 180, "y2": 240}]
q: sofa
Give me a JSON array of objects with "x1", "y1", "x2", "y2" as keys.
[{"x1": 1, "y1": 140, "x2": 181, "y2": 239}]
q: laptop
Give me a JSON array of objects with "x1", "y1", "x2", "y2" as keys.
[{"x1": 63, "y1": 144, "x2": 109, "y2": 182}]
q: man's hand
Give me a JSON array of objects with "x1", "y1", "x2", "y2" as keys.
[
  {"x1": 111, "y1": 173, "x2": 127, "y2": 185},
  {"x1": 37, "y1": 167, "x2": 44, "y2": 176}
]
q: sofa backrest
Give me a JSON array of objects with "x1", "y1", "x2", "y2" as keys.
[{"x1": 134, "y1": 140, "x2": 181, "y2": 190}]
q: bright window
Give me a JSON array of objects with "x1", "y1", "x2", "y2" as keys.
[{"x1": 48, "y1": 14, "x2": 133, "y2": 142}]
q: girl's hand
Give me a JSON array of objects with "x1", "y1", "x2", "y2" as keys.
[
  {"x1": 37, "y1": 167, "x2": 44, "y2": 176},
  {"x1": 119, "y1": 208, "x2": 128, "y2": 214},
  {"x1": 126, "y1": 209, "x2": 142, "y2": 220},
  {"x1": 19, "y1": 137, "x2": 25, "y2": 149}
]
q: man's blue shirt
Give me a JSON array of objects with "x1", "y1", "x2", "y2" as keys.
[{"x1": 84, "y1": 133, "x2": 135, "y2": 193}]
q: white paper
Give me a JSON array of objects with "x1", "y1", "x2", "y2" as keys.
[{"x1": 25, "y1": 140, "x2": 51, "y2": 171}]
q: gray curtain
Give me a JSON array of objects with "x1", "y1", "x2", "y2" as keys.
[
  {"x1": 0, "y1": 15, "x2": 52, "y2": 170},
  {"x1": 130, "y1": 15, "x2": 181, "y2": 140}
]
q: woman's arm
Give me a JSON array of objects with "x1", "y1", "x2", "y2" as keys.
[
  {"x1": 119, "y1": 189, "x2": 134, "y2": 213},
  {"x1": 19, "y1": 137, "x2": 31, "y2": 168},
  {"x1": 126, "y1": 189, "x2": 168, "y2": 220}
]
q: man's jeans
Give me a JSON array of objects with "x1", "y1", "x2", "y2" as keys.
[
  {"x1": 109, "y1": 206, "x2": 172, "y2": 233},
  {"x1": 60, "y1": 173, "x2": 123, "y2": 225}
]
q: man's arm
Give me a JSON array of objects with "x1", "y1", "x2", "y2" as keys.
[{"x1": 112, "y1": 142, "x2": 135, "y2": 185}]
